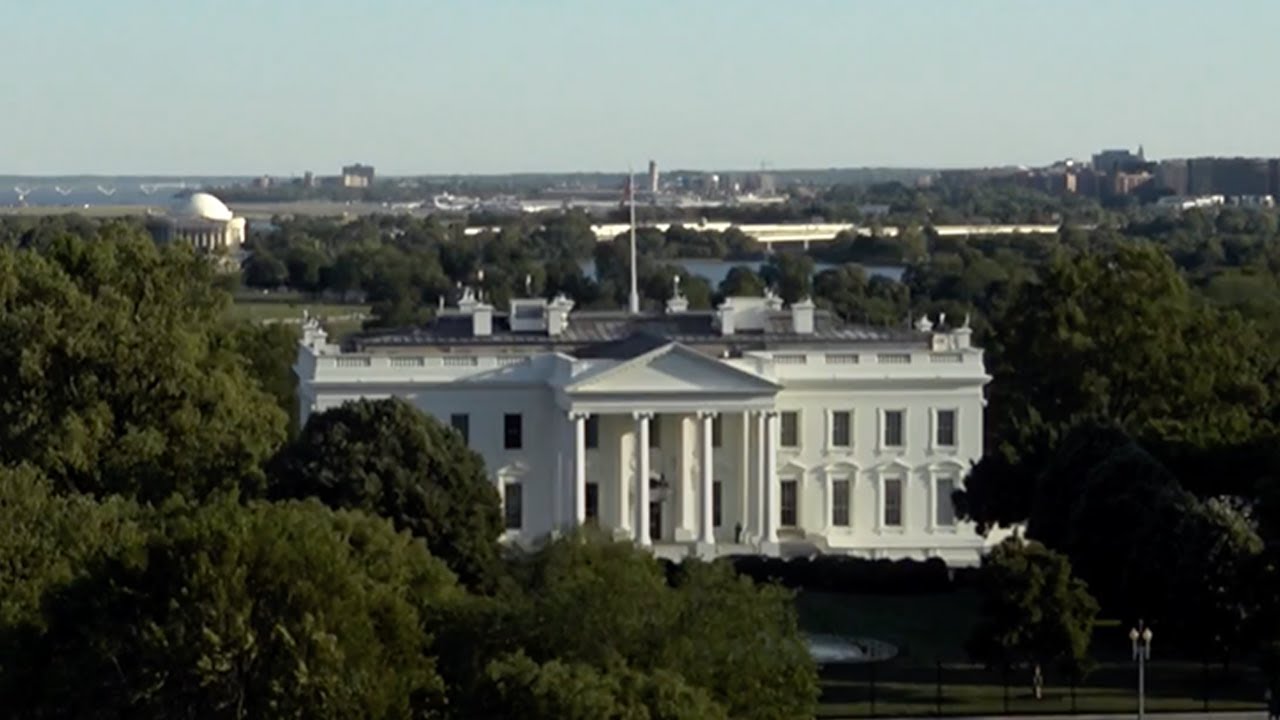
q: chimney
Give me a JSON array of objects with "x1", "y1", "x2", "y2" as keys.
[
  {"x1": 791, "y1": 297, "x2": 815, "y2": 334},
  {"x1": 472, "y1": 302, "x2": 493, "y2": 337},
  {"x1": 952, "y1": 313, "x2": 973, "y2": 349},
  {"x1": 456, "y1": 286, "x2": 493, "y2": 336},
  {"x1": 715, "y1": 298, "x2": 736, "y2": 335},
  {"x1": 547, "y1": 294, "x2": 574, "y2": 336}
]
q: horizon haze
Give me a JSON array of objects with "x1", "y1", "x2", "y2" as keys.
[{"x1": 2, "y1": 0, "x2": 1276, "y2": 176}]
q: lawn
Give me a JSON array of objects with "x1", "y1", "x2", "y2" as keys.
[
  {"x1": 797, "y1": 591, "x2": 1267, "y2": 718},
  {"x1": 230, "y1": 295, "x2": 370, "y2": 340}
]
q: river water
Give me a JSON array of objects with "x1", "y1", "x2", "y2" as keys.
[{"x1": 579, "y1": 258, "x2": 905, "y2": 286}]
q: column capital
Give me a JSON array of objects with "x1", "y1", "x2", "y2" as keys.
[
  {"x1": 632, "y1": 411, "x2": 654, "y2": 421},
  {"x1": 696, "y1": 410, "x2": 719, "y2": 420},
  {"x1": 568, "y1": 410, "x2": 591, "y2": 421}
]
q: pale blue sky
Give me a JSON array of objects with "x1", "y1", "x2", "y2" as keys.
[{"x1": 1, "y1": 0, "x2": 1275, "y2": 176}]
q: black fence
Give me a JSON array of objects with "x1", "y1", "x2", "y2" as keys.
[{"x1": 818, "y1": 659, "x2": 1268, "y2": 718}]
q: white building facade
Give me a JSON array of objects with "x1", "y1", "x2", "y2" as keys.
[{"x1": 295, "y1": 290, "x2": 1001, "y2": 565}]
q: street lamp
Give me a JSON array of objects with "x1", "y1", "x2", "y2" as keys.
[{"x1": 1130, "y1": 620, "x2": 1154, "y2": 720}]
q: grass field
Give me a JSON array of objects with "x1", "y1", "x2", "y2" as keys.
[
  {"x1": 230, "y1": 295, "x2": 370, "y2": 339},
  {"x1": 797, "y1": 591, "x2": 1267, "y2": 718}
]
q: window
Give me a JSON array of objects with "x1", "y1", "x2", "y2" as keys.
[
  {"x1": 781, "y1": 411, "x2": 799, "y2": 448},
  {"x1": 503, "y1": 413, "x2": 523, "y2": 449},
  {"x1": 883, "y1": 478, "x2": 903, "y2": 527},
  {"x1": 712, "y1": 415, "x2": 723, "y2": 448},
  {"x1": 713, "y1": 481, "x2": 723, "y2": 527},
  {"x1": 503, "y1": 481, "x2": 523, "y2": 530},
  {"x1": 450, "y1": 413, "x2": 469, "y2": 445},
  {"x1": 883, "y1": 410, "x2": 904, "y2": 448},
  {"x1": 935, "y1": 478, "x2": 956, "y2": 527},
  {"x1": 649, "y1": 414, "x2": 661, "y2": 448},
  {"x1": 831, "y1": 411, "x2": 852, "y2": 448},
  {"x1": 832, "y1": 478, "x2": 851, "y2": 527},
  {"x1": 585, "y1": 415, "x2": 600, "y2": 450},
  {"x1": 585, "y1": 482, "x2": 599, "y2": 523},
  {"x1": 780, "y1": 480, "x2": 798, "y2": 527},
  {"x1": 936, "y1": 410, "x2": 957, "y2": 447}
]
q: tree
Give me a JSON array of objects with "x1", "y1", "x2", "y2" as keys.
[
  {"x1": 0, "y1": 498, "x2": 459, "y2": 720},
  {"x1": 497, "y1": 533, "x2": 819, "y2": 720},
  {"x1": 719, "y1": 266, "x2": 766, "y2": 297},
  {"x1": 760, "y1": 253, "x2": 813, "y2": 303},
  {"x1": 266, "y1": 397, "x2": 503, "y2": 588},
  {"x1": 0, "y1": 466, "x2": 143, "y2": 629},
  {"x1": 962, "y1": 244, "x2": 1273, "y2": 532},
  {"x1": 0, "y1": 234, "x2": 287, "y2": 502},
  {"x1": 987, "y1": 243, "x2": 1270, "y2": 449},
  {"x1": 483, "y1": 652, "x2": 729, "y2": 720},
  {"x1": 967, "y1": 538, "x2": 1099, "y2": 700},
  {"x1": 223, "y1": 321, "x2": 301, "y2": 435}
]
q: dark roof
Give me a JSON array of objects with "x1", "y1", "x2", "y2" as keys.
[{"x1": 349, "y1": 308, "x2": 928, "y2": 354}]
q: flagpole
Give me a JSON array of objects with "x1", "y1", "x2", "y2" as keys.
[{"x1": 628, "y1": 168, "x2": 640, "y2": 314}]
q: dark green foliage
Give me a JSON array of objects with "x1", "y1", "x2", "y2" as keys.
[
  {"x1": 266, "y1": 397, "x2": 503, "y2": 588},
  {"x1": 1, "y1": 498, "x2": 458, "y2": 720},
  {"x1": 967, "y1": 538, "x2": 1098, "y2": 691},
  {"x1": 483, "y1": 652, "x2": 729, "y2": 720},
  {"x1": 0, "y1": 233, "x2": 287, "y2": 502},
  {"x1": 451, "y1": 534, "x2": 819, "y2": 720},
  {"x1": 0, "y1": 466, "x2": 143, "y2": 629}
]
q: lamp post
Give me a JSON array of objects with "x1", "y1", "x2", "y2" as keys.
[{"x1": 1130, "y1": 620, "x2": 1154, "y2": 720}]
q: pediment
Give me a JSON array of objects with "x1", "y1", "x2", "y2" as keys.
[{"x1": 567, "y1": 343, "x2": 779, "y2": 395}]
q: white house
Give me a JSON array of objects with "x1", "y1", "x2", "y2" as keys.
[{"x1": 294, "y1": 287, "x2": 1001, "y2": 565}]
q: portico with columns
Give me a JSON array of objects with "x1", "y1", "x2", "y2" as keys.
[{"x1": 558, "y1": 342, "x2": 784, "y2": 557}]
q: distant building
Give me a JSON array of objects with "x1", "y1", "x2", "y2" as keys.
[
  {"x1": 252, "y1": 175, "x2": 272, "y2": 189},
  {"x1": 342, "y1": 164, "x2": 375, "y2": 188},
  {"x1": 1155, "y1": 160, "x2": 1190, "y2": 195},
  {"x1": 648, "y1": 160, "x2": 660, "y2": 194},
  {"x1": 147, "y1": 192, "x2": 246, "y2": 259},
  {"x1": 303, "y1": 171, "x2": 317, "y2": 188},
  {"x1": 1092, "y1": 146, "x2": 1146, "y2": 173}
]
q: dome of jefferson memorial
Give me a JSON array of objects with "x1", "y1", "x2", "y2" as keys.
[
  {"x1": 147, "y1": 191, "x2": 245, "y2": 256},
  {"x1": 170, "y1": 192, "x2": 235, "y2": 222}
]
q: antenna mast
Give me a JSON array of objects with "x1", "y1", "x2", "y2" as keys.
[{"x1": 628, "y1": 169, "x2": 640, "y2": 314}]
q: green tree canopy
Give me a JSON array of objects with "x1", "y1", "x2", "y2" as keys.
[
  {"x1": 483, "y1": 652, "x2": 729, "y2": 720},
  {"x1": 0, "y1": 234, "x2": 287, "y2": 501},
  {"x1": 987, "y1": 243, "x2": 1270, "y2": 448},
  {"x1": 967, "y1": 538, "x2": 1099, "y2": 698},
  {"x1": 483, "y1": 533, "x2": 819, "y2": 720},
  {"x1": 1, "y1": 498, "x2": 459, "y2": 720},
  {"x1": 266, "y1": 397, "x2": 503, "y2": 588},
  {"x1": 0, "y1": 465, "x2": 143, "y2": 629}
]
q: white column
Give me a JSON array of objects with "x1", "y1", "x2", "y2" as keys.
[
  {"x1": 739, "y1": 411, "x2": 752, "y2": 543},
  {"x1": 635, "y1": 412, "x2": 652, "y2": 547},
  {"x1": 698, "y1": 411, "x2": 716, "y2": 545},
  {"x1": 755, "y1": 411, "x2": 766, "y2": 540},
  {"x1": 763, "y1": 411, "x2": 779, "y2": 544},
  {"x1": 572, "y1": 412, "x2": 587, "y2": 527}
]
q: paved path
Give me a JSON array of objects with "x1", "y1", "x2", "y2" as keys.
[{"x1": 896, "y1": 707, "x2": 1264, "y2": 712}]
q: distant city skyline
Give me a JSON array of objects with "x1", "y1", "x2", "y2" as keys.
[{"x1": 3, "y1": 0, "x2": 1277, "y2": 176}]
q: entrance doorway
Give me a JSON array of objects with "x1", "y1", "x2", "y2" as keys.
[{"x1": 649, "y1": 501, "x2": 662, "y2": 541}]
